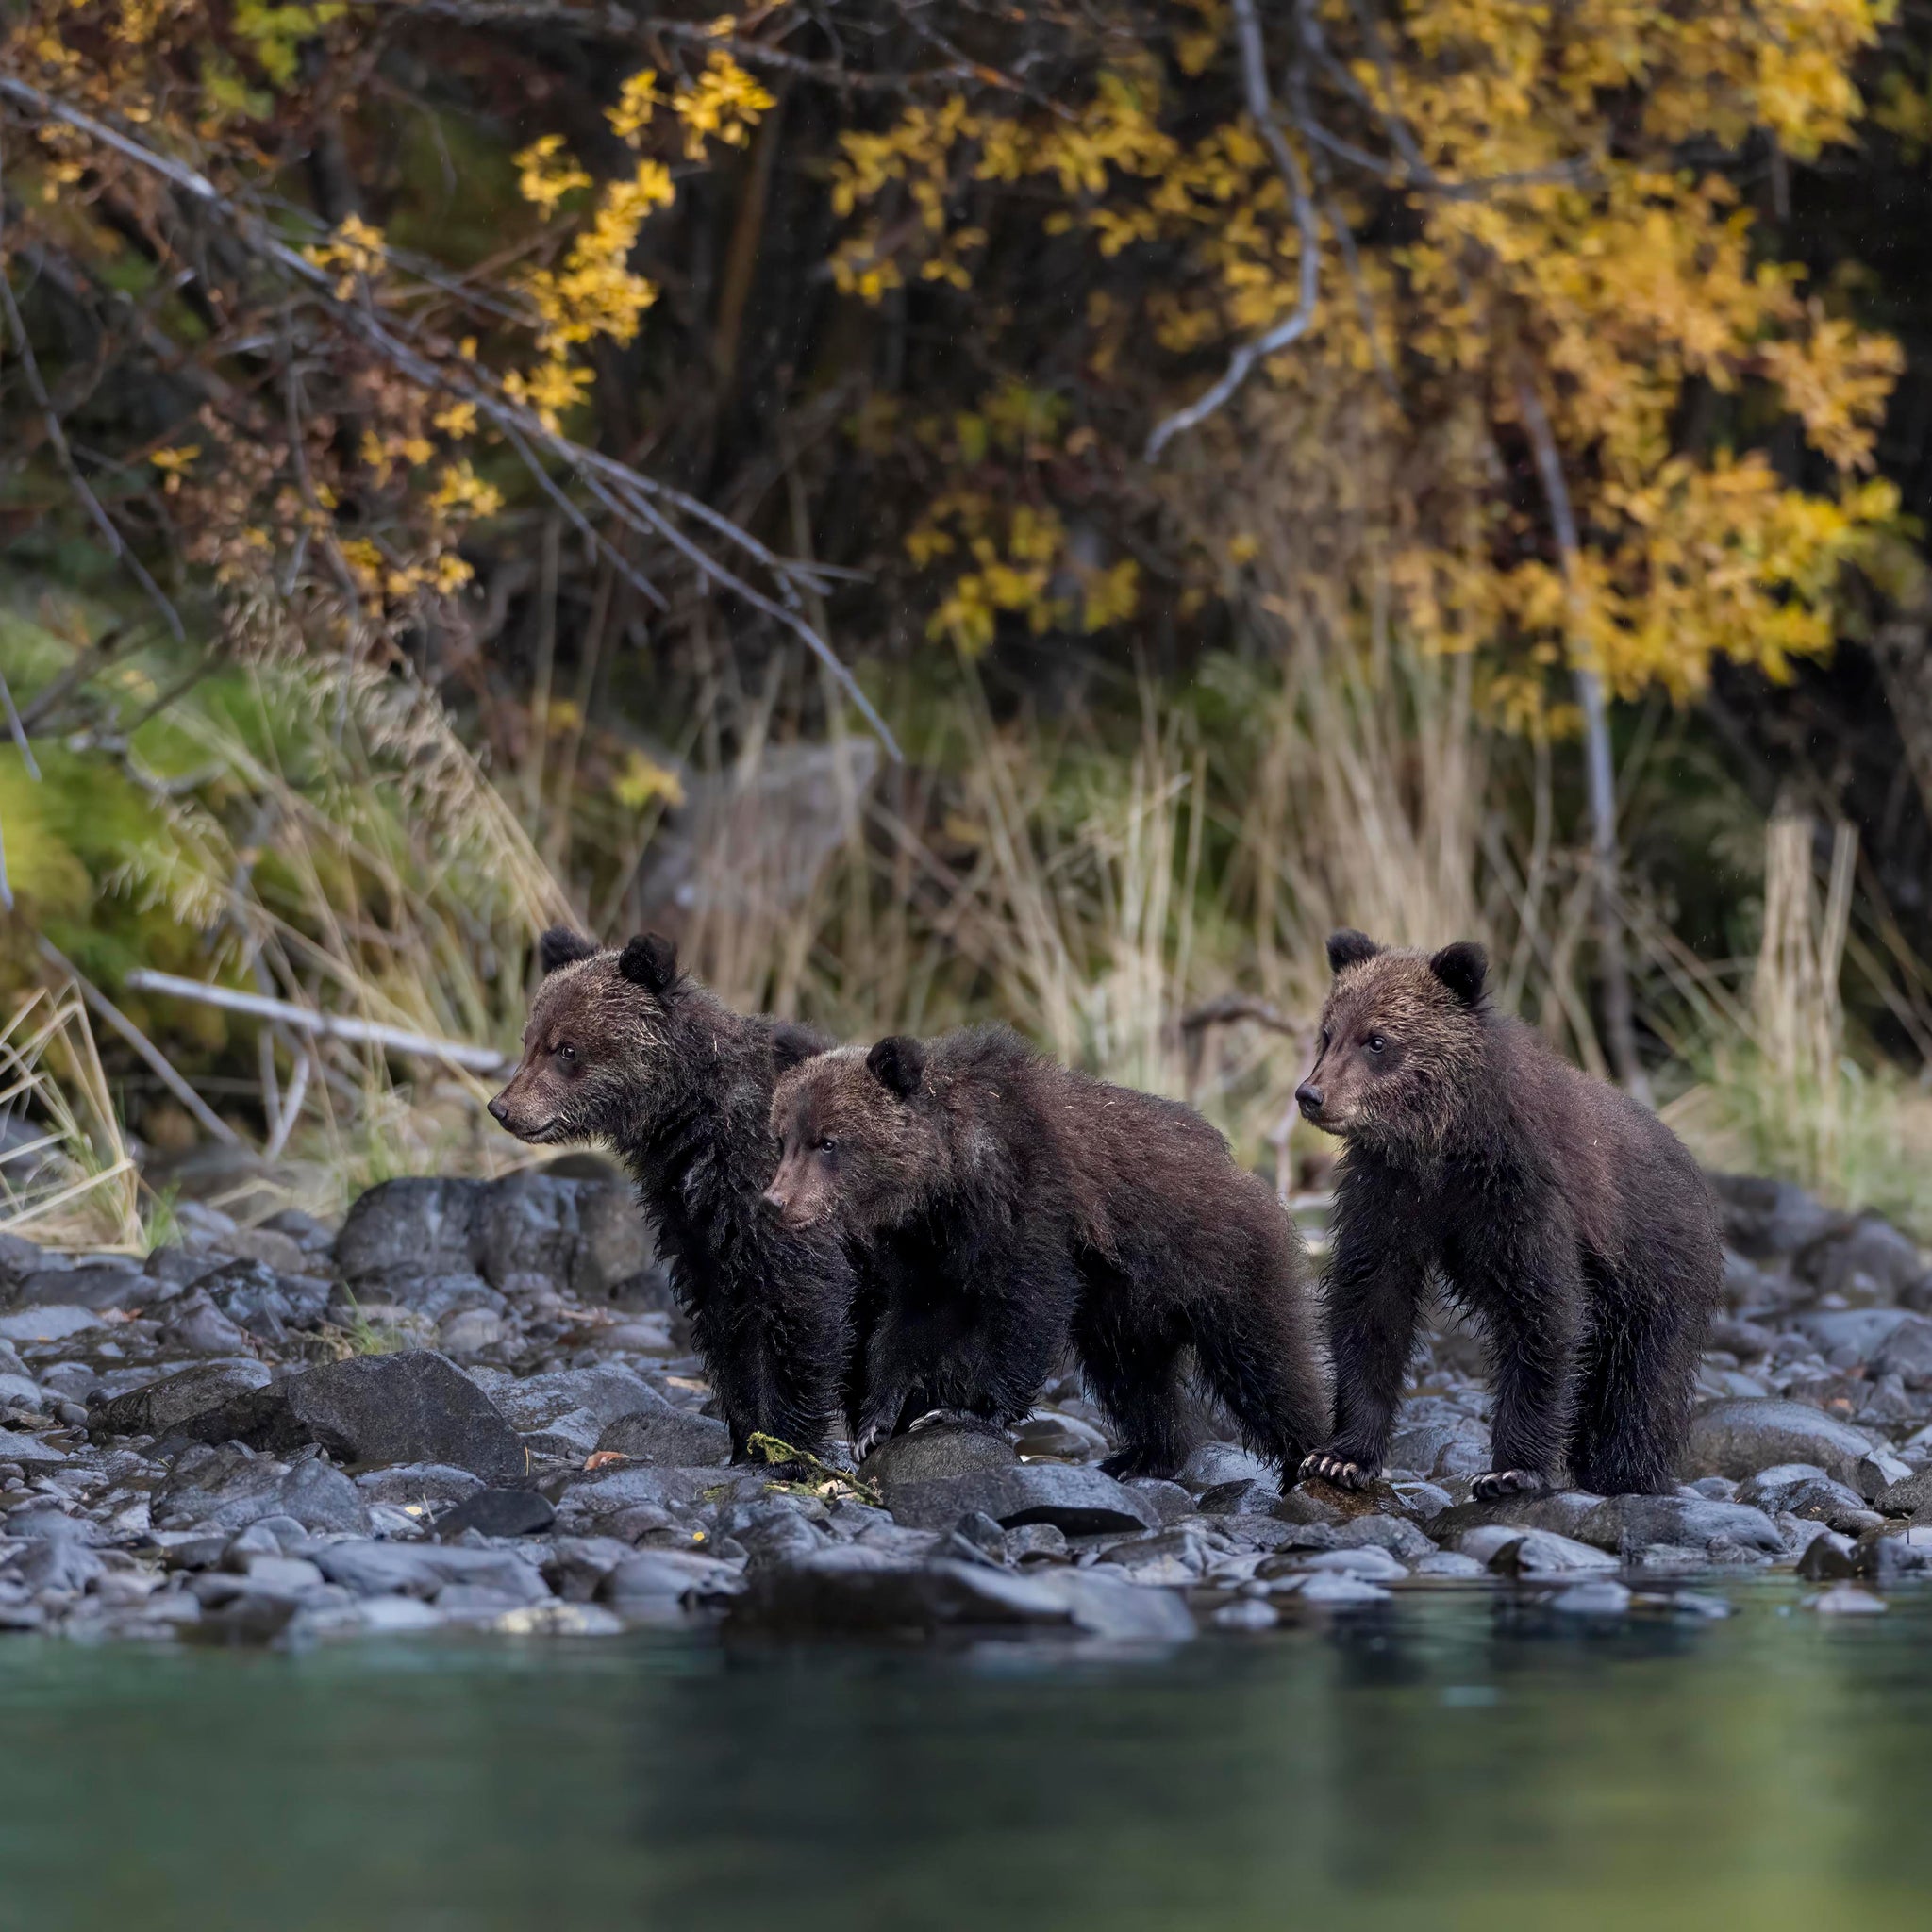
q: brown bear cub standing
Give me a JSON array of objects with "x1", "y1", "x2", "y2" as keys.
[
  {"x1": 766, "y1": 1024, "x2": 1327, "y2": 1478},
  {"x1": 1296, "y1": 930, "x2": 1722, "y2": 1499},
  {"x1": 489, "y1": 928, "x2": 853, "y2": 1462}
]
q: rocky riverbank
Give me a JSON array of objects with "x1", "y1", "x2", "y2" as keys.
[{"x1": 1, "y1": 1167, "x2": 1929, "y2": 1644}]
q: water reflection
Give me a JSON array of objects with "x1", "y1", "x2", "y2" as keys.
[{"x1": 0, "y1": 1583, "x2": 1928, "y2": 1930}]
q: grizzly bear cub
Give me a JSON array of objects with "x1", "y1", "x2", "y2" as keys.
[
  {"x1": 1295, "y1": 930, "x2": 1722, "y2": 1499},
  {"x1": 765, "y1": 1024, "x2": 1327, "y2": 1478},
  {"x1": 489, "y1": 928, "x2": 852, "y2": 1462}
]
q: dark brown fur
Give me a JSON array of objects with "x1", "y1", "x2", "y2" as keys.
[
  {"x1": 767, "y1": 1024, "x2": 1327, "y2": 1475},
  {"x1": 489, "y1": 928, "x2": 852, "y2": 1460},
  {"x1": 1295, "y1": 929, "x2": 1723, "y2": 1498}
]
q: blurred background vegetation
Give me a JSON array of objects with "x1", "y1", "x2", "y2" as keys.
[{"x1": 3, "y1": 0, "x2": 1932, "y2": 1243}]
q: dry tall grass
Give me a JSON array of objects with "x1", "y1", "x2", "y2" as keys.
[{"x1": 0, "y1": 987, "x2": 142, "y2": 1250}]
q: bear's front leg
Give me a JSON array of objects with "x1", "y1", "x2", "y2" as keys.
[
  {"x1": 1300, "y1": 1169, "x2": 1429, "y2": 1491},
  {"x1": 1460, "y1": 1231, "x2": 1582, "y2": 1501}
]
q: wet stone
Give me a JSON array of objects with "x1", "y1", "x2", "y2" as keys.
[
  {"x1": 860, "y1": 1420, "x2": 1017, "y2": 1487},
  {"x1": 1177, "y1": 1441, "x2": 1274, "y2": 1491},
  {"x1": 0, "y1": 1306, "x2": 100, "y2": 1345},
  {"x1": 1737, "y1": 1465, "x2": 1877, "y2": 1533},
  {"x1": 1546, "y1": 1580, "x2": 1634, "y2": 1616},
  {"x1": 1576, "y1": 1494, "x2": 1783, "y2": 1558},
  {"x1": 1123, "y1": 1479, "x2": 1195, "y2": 1526},
  {"x1": 490, "y1": 1365, "x2": 678, "y2": 1433},
  {"x1": 1197, "y1": 1479, "x2": 1281, "y2": 1516},
  {"x1": 354, "y1": 1462, "x2": 486, "y2": 1507},
  {"x1": 884, "y1": 1463, "x2": 1160, "y2": 1538},
  {"x1": 1853, "y1": 1525, "x2": 1932, "y2": 1583},
  {"x1": 1487, "y1": 1529, "x2": 1620, "y2": 1576},
  {"x1": 1795, "y1": 1215, "x2": 1925, "y2": 1305},
  {"x1": 1684, "y1": 1399, "x2": 1875, "y2": 1491},
  {"x1": 434, "y1": 1487, "x2": 557, "y2": 1540},
  {"x1": 1796, "y1": 1531, "x2": 1857, "y2": 1580},
  {"x1": 592, "y1": 1409, "x2": 732, "y2": 1469},
  {"x1": 158, "y1": 1291, "x2": 253, "y2": 1357},
  {"x1": 154, "y1": 1447, "x2": 371, "y2": 1537},
  {"x1": 1710, "y1": 1174, "x2": 1842, "y2": 1261}
]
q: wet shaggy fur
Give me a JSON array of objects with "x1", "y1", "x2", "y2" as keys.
[
  {"x1": 489, "y1": 928, "x2": 852, "y2": 1460},
  {"x1": 766, "y1": 1024, "x2": 1327, "y2": 1475},
  {"x1": 1294, "y1": 930, "x2": 1723, "y2": 1498}
]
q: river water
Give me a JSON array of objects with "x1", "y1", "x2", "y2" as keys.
[{"x1": 3, "y1": 1578, "x2": 1928, "y2": 1929}]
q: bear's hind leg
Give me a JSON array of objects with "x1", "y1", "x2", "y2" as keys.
[
  {"x1": 1567, "y1": 1257, "x2": 1707, "y2": 1497},
  {"x1": 1073, "y1": 1290, "x2": 1189, "y2": 1480},
  {"x1": 1189, "y1": 1265, "x2": 1327, "y2": 1476}
]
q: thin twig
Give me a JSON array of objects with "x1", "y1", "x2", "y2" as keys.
[
  {"x1": 15, "y1": 625, "x2": 127, "y2": 733},
  {"x1": 37, "y1": 941, "x2": 242, "y2": 1147},
  {"x1": 1145, "y1": 0, "x2": 1322, "y2": 460},
  {"x1": 1177, "y1": 993, "x2": 1299, "y2": 1035}
]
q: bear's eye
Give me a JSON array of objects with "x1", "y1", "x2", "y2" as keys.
[
  {"x1": 1319, "y1": 1028, "x2": 1331, "y2": 1052},
  {"x1": 556, "y1": 1042, "x2": 577, "y2": 1063},
  {"x1": 1365, "y1": 1033, "x2": 1386, "y2": 1055},
  {"x1": 817, "y1": 1136, "x2": 839, "y2": 1157}
]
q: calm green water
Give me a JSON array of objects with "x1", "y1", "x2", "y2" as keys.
[{"x1": 3, "y1": 1581, "x2": 1929, "y2": 1930}]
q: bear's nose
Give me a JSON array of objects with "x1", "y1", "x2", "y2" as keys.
[
  {"x1": 487, "y1": 1095, "x2": 510, "y2": 1125},
  {"x1": 1295, "y1": 1081, "x2": 1324, "y2": 1119},
  {"x1": 760, "y1": 1187, "x2": 786, "y2": 1215}
]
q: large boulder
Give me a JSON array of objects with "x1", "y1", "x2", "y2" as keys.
[
  {"x1": 1794, "y1": 1215, "x2": 1925, "y2": 1306},
  {"x1": 89, "y1": 1359, "x2": 272, "y2": 1441},
  {"x1": 335, "y1": 1179, "x2": 482, "y2": 1280},
  {"x1": 1708, "y1": 1174, "x2": 1843, "y2": 1261},
  {"x1": 333, "y1": 1173, "x2": 655, "y2": 1303},
  {"x1": 1684, "y1": 1399, "x2": 1875, "y2": 1491},
  {"x1": 171, "y1": 1351, "x2": 527, "y2": 1482}
]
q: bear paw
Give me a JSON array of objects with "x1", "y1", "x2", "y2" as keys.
[
  {"x1": 1470, "y1": 1468, "x2": 1551, "y2": 1501},
  {"x1": 1298, "y1": 1450, "x2": 1376, "y2": 1491},
  {"x1": 1100, "y1": 1447, "x2": 1180, "y2": 1481}
]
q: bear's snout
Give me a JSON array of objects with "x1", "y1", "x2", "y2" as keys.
[
  {"x1": 1295, "y1": 1080, "x2": 1324, "y2": 1121},
  {"x1": 487, "y1": 1093, "x2": 510, "y2": 1125}
]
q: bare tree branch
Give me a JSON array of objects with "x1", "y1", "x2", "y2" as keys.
[
  {"x1": 0, "y1": 75, "x2": 901, "y2": 758},
  {"x1": 1145, "y1": 0, "x2": 1321, "y2": 461}
]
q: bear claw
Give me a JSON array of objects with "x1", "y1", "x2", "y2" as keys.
[
  {"x1": 1470, "y1": 1468, "x2": 1550, "y2": 1500},
  {"x1": 1298, "y1": 1451, "x2": 1374, "y2": 1491}
]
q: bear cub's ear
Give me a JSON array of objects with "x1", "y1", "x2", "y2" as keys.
[
  {"x1": 618, "y1": 932, "x2": 680, "y2": 997},
  {"x1": 1326, "y1": 928, "x2": 1382, "y2": 974},
  {"x1": 1429, "y1": 941, "x2": 1488, "y2": 1008},
  {"x1": 771, "y1": 1022, "x2": 829, "y2": 1075},
  {"x1": 866, "y1": 1035, "x2": 924, "y2": 1100},
  {"x1": 539, "y1": 926, "x2": 599, "y2": 974}
]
